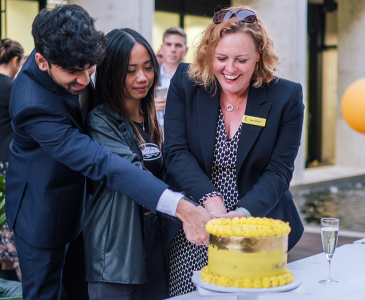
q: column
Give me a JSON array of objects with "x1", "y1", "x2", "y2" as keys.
[
  {"x1": 68, "y1": 0, "x2": 154, "y2": 44},
  {"x1": 336, "y1": 0, "x2": 365, "y2": 167},
  {"x1": 233, "y1": 0, "x2": 307, "y2": 185}
]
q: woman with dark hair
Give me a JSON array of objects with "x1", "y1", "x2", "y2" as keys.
[
  {"x1": 83, "y1": 28, "x2": 170, "y2": 300},
  {"x1": 0, "y1": 38, "x2": 24, "y2": 281},
  {"x1": 0, "y1": 38, "x2": 24, "y2": 176}
]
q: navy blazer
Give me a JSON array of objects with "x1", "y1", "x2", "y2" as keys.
[
  {"x1": 163, "y1": 63, "x2": 304, "y2": 250},
  {"x1": 6, "y1": 50, "x2": 168, "y2": 248}
]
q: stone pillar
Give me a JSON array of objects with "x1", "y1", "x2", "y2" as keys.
[
  {"x1": 68, "y1": 0, "x2": 154, "y2": 44},
  {"x1": 233, "y1": 0, "x2": 307, "y2": 185},
  {"x1": 336, "y1": 0, "x2": 365, "y2": 167}
]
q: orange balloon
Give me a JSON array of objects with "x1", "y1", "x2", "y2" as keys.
[{"x1": 341, "y1": 78, "x2": 365, "y2": 134}]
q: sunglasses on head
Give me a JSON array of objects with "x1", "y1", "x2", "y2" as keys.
[{"x1": 213, "y1": 9, "x2": 257, "y2": 24}]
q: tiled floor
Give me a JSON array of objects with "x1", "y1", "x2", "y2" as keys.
[{"x1": 292, "y1": 165, "x2": 365, "y2": 186}]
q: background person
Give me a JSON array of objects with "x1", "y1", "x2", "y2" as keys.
[
  {"x1": 163, "y1": 6, "x2": 304, "y2": 296},
  {"x1": 0, "y1": 38, "x2": 24, "y2": 281},
  {"x1": 0, "y1": 38, "x2": 24, "y2": 176},
  {"x1": 6, "y1": 5, "x2": 211, "y2": 300},
  {"x1": 84, "y1": 28, "x2": 171, "y2": 300},
  {"x1": 155, "y1": 27, "x2": 187, "y2": 131},
  {"x1": 156, "y1": 46, "x2": 163, "y2": 65}
]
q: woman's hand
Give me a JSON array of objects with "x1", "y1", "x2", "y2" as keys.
[
  {"x1": 203, "y1": 196, "x2": 227, "y2": 216},
  {"x1": 215, "y1": 210, "x2": 247, "y2": 219}
]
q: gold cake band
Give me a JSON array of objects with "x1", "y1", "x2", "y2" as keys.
[
  {"x1": 201, "y1": 266, "x2": 293, "y2": 288},
  {"x1": 210, "y1": 234, "x2": 288, "y2": 253}
]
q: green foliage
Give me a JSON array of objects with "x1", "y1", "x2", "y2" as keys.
[
  {"x1": 0, "y1": 278, "x2": 22, "y2": 298},
  {"x1": 0, "y1": 175, "x2": 6, "y2": 228},
  {"x1": 0, "y1": 177, "x2": 22, "y2": 299}
]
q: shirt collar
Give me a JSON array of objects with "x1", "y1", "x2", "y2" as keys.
[
  {"x1": 160, "y1": 63, "x2": 175, "y2": 77},
  {"x1": 160, "y1": 63, "x2": 166, "y2": 77}
]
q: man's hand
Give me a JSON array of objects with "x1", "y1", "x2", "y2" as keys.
[
  {"x1": 154, "y1": 95, "x2": 167, "y2": 112},
  {"x1": 175, "y1": 198, "x2": 213, "y2": 247},
  {"x1": 203, "y1": 196, "x2": 227, "y2": 217},
  {"x1": 215, "y1": 210, "x2": 247, "y2": 219}
]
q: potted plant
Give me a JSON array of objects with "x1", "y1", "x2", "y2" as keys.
[
  {"x1": 0, "y1": 175, "x2": 6, "y2": 228},
  {"x1": 0, "y1": 175, "x2": 22, "y2": 299}
]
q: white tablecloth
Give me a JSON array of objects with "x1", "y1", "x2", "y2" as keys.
[{"x1": 169, "y1": 243, "x2": 365, "y2": 300}]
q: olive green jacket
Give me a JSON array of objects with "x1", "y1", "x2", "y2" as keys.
[{"x1": 83, "y1": 104, "x2": 167, "y2": 284}]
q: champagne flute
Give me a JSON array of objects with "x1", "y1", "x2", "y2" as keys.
[{"x1": 319, "y1": 218, "x2": 339, "y2": 285}]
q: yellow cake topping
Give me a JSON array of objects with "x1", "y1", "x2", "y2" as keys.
[
  {"x1": 205, "y1": 217, "x2": 291, "y2": 238},
  {"x1": 201, "y1": 266, "x2": 294, "y2": 288}
]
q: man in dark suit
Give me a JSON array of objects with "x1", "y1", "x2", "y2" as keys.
[{"x1": 6, "y1": 5, "x2": 211, "y2": 300}]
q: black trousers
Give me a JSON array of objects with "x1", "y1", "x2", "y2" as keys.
[
  {"x1": 14, "y1": 231, "x2": 88, "y2": 300},
  {"x1": 88, "y1": 214, "x2": 168, "y2": 300}
]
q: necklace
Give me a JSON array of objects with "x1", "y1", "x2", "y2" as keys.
[
  {"x1": 134, "y1": 119, "x2": 145, "y2": 131},
  {"x1": 140, "y1": 107, "x2": 145, "y2": 131},
  {"x1": 132, "y1": 106, "x2": 145, "y2": 131},
  {"x1": 132, "y1": 119, "x2": 145, "y2": 131},
  {"x1": 140, "y1": 119, "x2": 145, "y2": 131},
  {"x1": 131, "y1": 112, "x2": 145, "y2": 131},
  {"x1": 226, "y1": 103, "x2": 234, "y2": 112},
  {"x1": 221, "y1": 95, "x2": 245, "y2": 112}
]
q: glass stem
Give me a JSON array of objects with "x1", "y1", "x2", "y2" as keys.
[{"x1": 328, "y1": 259, "x2": 331, "y2": 280}]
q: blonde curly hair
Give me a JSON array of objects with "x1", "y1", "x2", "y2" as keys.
[{"x1": 188, "y1": 5, "x2": 279, "y2": 90}]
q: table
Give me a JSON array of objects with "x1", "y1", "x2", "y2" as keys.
[{"x1": 169, "y1": 243, "x2": 365, "y2": 300}]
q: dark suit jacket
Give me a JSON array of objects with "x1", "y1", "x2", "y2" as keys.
[
  {"x1": 6, "y1": 50, "x2": 168, "y2": 248},
  {"x1": 163, "y1": 63, "x2": 304, "y2": 250},
  {"x1": 0, "y1": 74, "x2": 14, "y2": 161}
]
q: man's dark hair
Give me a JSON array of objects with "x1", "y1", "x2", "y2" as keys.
[{"x1": 32, "y1": 4, "x2": 105, "y2": 69}]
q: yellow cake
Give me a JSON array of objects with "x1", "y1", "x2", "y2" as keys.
[{"x1": 202, "y1": 217, "x2": 293, "y2": 288}]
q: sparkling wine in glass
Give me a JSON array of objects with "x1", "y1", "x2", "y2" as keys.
[{"x1": 319, "y1": 218, "x2": 339, "y2": 285}]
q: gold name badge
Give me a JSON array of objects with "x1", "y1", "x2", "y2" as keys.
[{"x1": 242, "y1": 115, "x2": 266, "y2": 127}]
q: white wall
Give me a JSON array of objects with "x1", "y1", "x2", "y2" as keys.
[
  {"x1": 233, "y1": 0, "x2": 308, "y2": 185},
  {"x1": 68, "y1": 0, "x2": 154, "y2": 43},
  {"x1": 336, "y1": 0, "x2": 365, "y2": 166},
  {"x1": 6, "y1": 0, "x2": 39, "y2": 56}
]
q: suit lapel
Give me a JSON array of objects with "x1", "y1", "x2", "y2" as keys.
[
  {"x1": 60, "y1": 92, "x2": 84, "y2": 130},
  {"x1": 70, "y1": 102, "x2": 84, "y2": 129},
  {"x1": 197, "y1": 87, "x2": 220, "y2": 177},
  {"x1": 236, "y1": 86, "x2": 272, "y2": 175}
]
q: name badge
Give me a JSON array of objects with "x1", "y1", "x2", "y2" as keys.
[{"x1": 242, "y1": 115, "x2": 266, "y2": 127}]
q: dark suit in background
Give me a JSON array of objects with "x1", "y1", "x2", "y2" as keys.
[
  {"x1": 164, "y1": 63, "x2": 304, "y2": 250},
  {"x1": 0, "y1": 73, "x2": 19, "y2": 281},
  {"x1": 0, "y1": 73, "x2": 14, "y2": 167},
  {"x1": 6, "y1": 50, "x2": 169, "y2": 300}
]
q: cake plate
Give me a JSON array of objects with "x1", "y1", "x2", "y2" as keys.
[{"x1": 191, "y1": 271, "x2": 303, "y2": 298}]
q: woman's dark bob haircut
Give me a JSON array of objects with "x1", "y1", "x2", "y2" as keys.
[{"x1": 95, "y1": 28, "x2": 162, "y2": 148}]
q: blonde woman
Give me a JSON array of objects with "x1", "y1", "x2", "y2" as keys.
[{"x1": 163, "y1": 6, "x2": 304, "y2": 296}]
